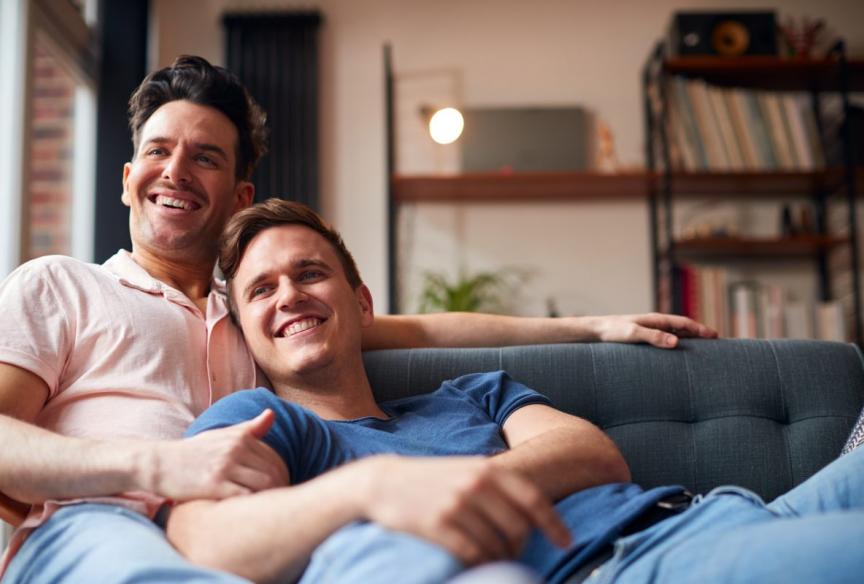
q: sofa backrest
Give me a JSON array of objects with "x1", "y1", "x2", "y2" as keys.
[{"x1": 363, "y1": 339, "x2": 864, "y2": 501}]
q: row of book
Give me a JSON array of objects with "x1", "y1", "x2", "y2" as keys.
[
  {"x1": 673, "y1": 264, "x2": 846, "y2": 341},
  {"x1": 664, "y1": 77, "x2": 826, "y2": 172}
]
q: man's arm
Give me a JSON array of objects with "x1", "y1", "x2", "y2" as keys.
[
  {"x1": 363, "y1": 312, "x2": 717, "y2": 351},
  {"x1": 0, "y1": 363, "x2": 287, "y2": 505},
  {"x1": 494, "y1": 403, "x2": 631, "y2": 502},
  {"x1": 168, "y1": 454, "x2": 571, "y2": 583}
]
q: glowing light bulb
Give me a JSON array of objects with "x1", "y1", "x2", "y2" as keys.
[{"x1": 428, "y1": 107, "x2": 464, "y2": 144}]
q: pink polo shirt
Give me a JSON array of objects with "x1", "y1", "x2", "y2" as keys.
[{"x1": 0, "y1": 250, "x2": 258, "y2": 570}]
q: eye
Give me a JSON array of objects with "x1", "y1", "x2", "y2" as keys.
[
  {"x1": 145, "y1": 147, "x2": 167, "y2": 157},
  {"x1": 250, "y1": 284, "x2": 272, "y2": 298},
  {"x1": 298, "y1": 270, "x2": 325, "y2": 282},
  {"x1": 195, "y1": 153, "x2": 218, "y2": 167}
]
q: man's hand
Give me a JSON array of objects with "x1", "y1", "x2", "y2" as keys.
[
  {"x1": 589, "y1": 313, "x2": 718, "y2": 349},
  {"x1": 359, "y1": 455, "x2": 571, "y2": 566},
  {"x1": 145, "y1": 409, "x2": 289, "y2": 501}
]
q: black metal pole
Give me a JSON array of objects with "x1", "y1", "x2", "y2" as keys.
[
  {"x1": 384, "y1": 44, "x2": 398, "y2": 314},
  {"x1": 835, "y1": 40, "x2": 863, "y2": 345},
  {"x1": 643, "y1": 43, "x2": 660, "y2": 311}
]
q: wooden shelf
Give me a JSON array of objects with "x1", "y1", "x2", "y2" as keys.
[
  {"x1": 663, "y1": 168, "x2": 858, "y2": 196},
  {"x1": 664, "y1": 57, "x2": 864, "y2": 91},
  {"x1": 668, "y1": 235, "x2": 850, "y2": 259},
  {"x1": 392, "y1": 172, "x2": 649, "y2": 202},
  {"x1": 392, "y1": 169, "x2": 863, "y2": 203}
]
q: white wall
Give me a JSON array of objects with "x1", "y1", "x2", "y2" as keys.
[{"x1": 152, "y1": 0, "x2": 864, "y2": 315}]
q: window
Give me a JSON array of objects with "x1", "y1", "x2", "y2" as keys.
[{"x1": 0, "y1": 0, "x2": 97, "y2": 277}]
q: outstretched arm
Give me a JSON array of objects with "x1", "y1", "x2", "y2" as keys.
[
  {"x1": 168, "y1": 454, "x2": 571, "y2": 582},
  {"x1": 363, "y1": 312, "x2": 717, "y2": 351},
  {"x1": 0, "y1": 363, "x2": 287, "y2": 509},
  {"x1": 495, "y1": 404, "x2": 631, "y2": 502}
]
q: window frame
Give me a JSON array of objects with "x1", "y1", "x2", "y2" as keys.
[{"x1": 0, "y1": 0, "x2": 99, "y2": 277}]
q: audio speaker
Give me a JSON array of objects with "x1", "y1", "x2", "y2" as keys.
[{"x1": 668, "y1": 11, "x2": 777, "y2": 57}]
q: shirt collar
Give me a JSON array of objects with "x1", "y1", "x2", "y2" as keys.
[{"x1": 103, "y1": 250, "x2": 223, "y2": 315}]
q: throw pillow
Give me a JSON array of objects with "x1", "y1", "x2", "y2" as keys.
[{"x1": 841, "y1": 404, "x2": 864, "y2": 455}]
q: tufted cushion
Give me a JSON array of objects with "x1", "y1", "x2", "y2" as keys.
[{"x1": 363, "y1": 339, "x2": 864, "y2": 502}]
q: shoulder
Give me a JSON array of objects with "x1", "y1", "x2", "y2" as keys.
[
  {"x1": 187, "y1": 388, "x2": 278, "y2": 436},
  {"x1": 188, "y1": 389, "x2": 324, "y2": 437},
  {"x1": 443, "y1": 370, "x2": 513, "y2": 393},
  {"x1": 444, "y1": 370, "x2": 551, "y2": 424},
  {"x1": 1, "y1": 255, "x2": 108, "y2": 298},
  {"x1": 5, "y1": 255, "x2": 101, "y2": 280}
]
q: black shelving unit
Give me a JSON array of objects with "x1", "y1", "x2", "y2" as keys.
[{"x1": 643, "y1": 40, "x2": 862, "y2": 344}]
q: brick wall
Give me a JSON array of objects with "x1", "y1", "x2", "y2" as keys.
[{"x1": 27, "y1": 44, "x2": 74, "y2": 260}]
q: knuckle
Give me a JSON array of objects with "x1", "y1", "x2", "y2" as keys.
[
  {"x1": 521, "y1": 487, "x2": 545, "y2": 509},
  {"x1": 458, "y1": 545, "x2": 484, "y2": 566}
]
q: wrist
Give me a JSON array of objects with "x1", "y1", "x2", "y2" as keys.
[
  {"x1": 129, "y1": 440, "x2": 164, "y2": 494},
  {"x1": 565, "y1": 315, "x2": 601, "y2": 342},
  {"x1": 346, "y1": 454, "x2": 397, "y2": 520}
]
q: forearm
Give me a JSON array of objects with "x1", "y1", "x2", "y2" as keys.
[
  {"x1": 0, "y1": 414, "x2": 156, "y2": 503},
  {"x1": 168, "y1": 461, "x2": 370, "y2": 583},
  {"x1": 494, "y1": 419, "x2": 631, "y2": 502},
  {"x1": 363, "y1": 313, "x2": 601, "y2": 350}
]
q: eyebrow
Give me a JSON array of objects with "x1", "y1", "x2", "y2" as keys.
[
  {"x1": 240, "y1": 258, "x2": 331, "y2": 298},
  {"x1": 141, "y1": 137, "x2": 230, "y2": 162}
]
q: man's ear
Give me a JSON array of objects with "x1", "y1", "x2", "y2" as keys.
[
  {"x1": 121, "y1": 163, "x2": 132, "y2": 207},
  {"x1": 234, "y1": 181, "x2": 254, "y2": 212},
  {"x1": 356, "y1": 284, "x2": 374, "y2": 326}
]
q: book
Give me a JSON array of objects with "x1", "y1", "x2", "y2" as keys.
[
  {"x1": 742, "y1": 91, "x2": 778, "y2": 169},
  {"x1": 687, "y1": 80, "x2": 729, "y2": 170},
  {"x1": 817, "y1": 301, "x2": 846, "y2": 342},
  {"x1": 730, "y1": 281, "x2": 760, "y2": 339},
  {"x1": 759, "y1": 92, "x2": 795, "y2": 169},
  {"x1": 708, "y1": 86, "x2": 745, "y2": 170},
  {"x1": 783, "y1": 93, "x2": 815, "y2": 170},
  {"x1": 785, "y1": 299, "x2": 814, "y2": 339},
  {"x1": 724, "y1": 88, "x2": 760, "y2": 170}
]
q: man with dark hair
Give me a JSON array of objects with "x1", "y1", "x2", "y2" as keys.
[
  {"x1": 0, "y1": 55, "x2": 713, "y2": 582},
  {"x1": 172, "y1": 198, "x2": 864, "y2": 584}
]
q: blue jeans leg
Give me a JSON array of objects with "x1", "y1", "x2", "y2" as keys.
[
  {"x1": 768, "y1": 440, "x2": 864, "y2": 516},
  {"x1": 299, "y1": 522, "x2": 463, "y2": 584},
  {"x1": 2, "y1": 503, "x2": 249, "y2": 584},
  {"x1": 591, "y1": 448, "x2": 864, "y2": 584},
  {"x1": 300, "y1": 522, "x2": 539, "y2": 584}
]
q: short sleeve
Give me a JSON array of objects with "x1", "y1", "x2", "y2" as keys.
[
  {"x1": 0, "y1": 257, "x2": 74, "y2": 395},
  {"x1": 187, "y1": 388, "x2": 333, "y2": 484},
  {"x1": 445, "y1": 371, "x2": 552, "y2": 426}
]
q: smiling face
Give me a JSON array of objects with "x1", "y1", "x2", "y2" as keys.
[
  {"x1": 122, "y1": 100, "x2": 253, "y2": 262},
  {"x1": 231, "y1": 224, "x2": 374, "y2": 385}
]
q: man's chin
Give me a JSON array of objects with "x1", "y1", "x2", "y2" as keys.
[{"x1": 136, "y1": 226, "x2": 212, "y2": 255}]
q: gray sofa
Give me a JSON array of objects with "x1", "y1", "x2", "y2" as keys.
[{"x1": 363, "y1": 338, "x2": 864, "y2": 501}]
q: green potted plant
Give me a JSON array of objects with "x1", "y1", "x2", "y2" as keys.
[{"x1": 417, "y1": 268, "x2": 528, "y2": 313}]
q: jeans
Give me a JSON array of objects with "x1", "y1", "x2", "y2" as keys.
[
  {"x1": 2, "y1": 504, "x2": 248, "y2": 584},
  {"x1": 300, "y1": 522, "x2": 540, "y2": 584},
  {"x1": 590, "y1": 445, "x2": 864, "y2": 583}
]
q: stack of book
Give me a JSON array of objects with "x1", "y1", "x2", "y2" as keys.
[
  {"x1": 664, "y1": 77, "x2": 826, "y2": 172},
  {"x1": 673, "y1": 264, "x2": 846, "y2": 340}
]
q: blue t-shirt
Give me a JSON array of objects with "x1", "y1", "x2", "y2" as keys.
[{"x1": 187, "y1": 371, "x2": 683, "y2": 583}]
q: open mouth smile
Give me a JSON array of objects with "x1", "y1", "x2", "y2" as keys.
[
  {"x1": 275, "y1": 317, "x2": 326, "y2": 338},
  {"x1": 148, "y1": 194, "x2": 202, "y2": 211}
]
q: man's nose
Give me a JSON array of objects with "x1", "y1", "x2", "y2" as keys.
[
  {"x1": 162, "y1": 152, "x2": 192, "y2": 186},
  {"x1": 277, "y1": 280, "x2": 308, "y2": 311}
]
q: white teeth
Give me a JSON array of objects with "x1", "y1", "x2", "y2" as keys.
[
  {"x1": 281, "y1": 318, "x2": 322, "y2": 337},
  {"x1": 156, "y1": 195, "x2": 193, "y2": 210}
]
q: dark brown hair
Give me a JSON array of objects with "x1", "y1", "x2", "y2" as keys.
[
  {"x1": 219, "y1": 198, "x2": 363, "y2": 313},
  {"x1": 128, "y1": 55, "x2": 268, "y2": 180}
]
